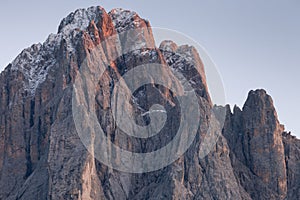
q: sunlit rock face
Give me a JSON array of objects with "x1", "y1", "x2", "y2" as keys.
[{"x1": 0, "y1": 6, "x2": 299, "y2": 200}]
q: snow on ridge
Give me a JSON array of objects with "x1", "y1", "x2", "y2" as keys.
[
  {"x1": 109, "y1": 8, "x2": 144, "y2": 33},
  {"x1": 159, "y1": 41, "x2": 202, "y2": 88},
  {"x1": 58, "y1": 6, "x2": 104, "y2": 35},
  {"x1": 160, "y1": 41, "x2": 196, "y2": 66},
  {"x1": 11, "y1": 35, "x2": 59, "y2": 96},
  {"x1": 109, "y1": 8, "x2": 137, "y2": 23},
  {"x1": 8, "y1": 6, "x2": 149, "y2": 96},
  {"x1": 9, "y1": 6, "x2": 106, "y2": 96}
]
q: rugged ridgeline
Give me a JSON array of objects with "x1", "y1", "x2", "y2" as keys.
[{"x1": 0, "y1": 6, "x2": 299, "y2": 200}]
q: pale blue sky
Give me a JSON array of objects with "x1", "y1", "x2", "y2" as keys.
[{"x1": 0, "y1": 1, "x2": 299, "y2": 137}]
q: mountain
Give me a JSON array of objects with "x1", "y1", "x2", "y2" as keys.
[{"x1": 0, "y1": 6, "x2": 299, "y2": 200}]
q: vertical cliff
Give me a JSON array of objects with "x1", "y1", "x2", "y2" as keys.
[
  {"x1": 223, "y1": 89, "x2": 293, "y2": 199},
  {"x1": 0, "y1": 6, "x2": 299, "y2": 200}
]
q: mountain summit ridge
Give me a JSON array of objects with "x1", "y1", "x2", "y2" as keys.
[{"x1": 0, "y1": 6, "x2": 299, "y2": 200}]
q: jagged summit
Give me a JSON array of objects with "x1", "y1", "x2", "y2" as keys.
[
  {"x1": 6, "y1": 6, "x2": 151, "y2": 96},
  {"x1": 0, "y1": 6, "x2": 299, "y2": 200},
  {"x1": 58, "y1": 6, "x2": 105, "y2": 34},
  {"x1": 243, "y1": 89, "x2": 281, "y2": 128},
  {"x1": 5, "y1": 6, "x2": 202, "y2": 98},
  {"x1": 243, "y1": 89, "x2": 274, "y2": 110},
  {"x1": 109, "y1": 8, "x2": 149, "y2": 32},
  {"x1": 159, "y1": 40, "x2": 178, "y2": 52},
  {"x1": 58, "y1": 6, "x2": 149, "y2": 35}
]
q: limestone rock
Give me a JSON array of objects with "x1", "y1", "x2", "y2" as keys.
[{"x1": 0, "y1": 6, "x2": 299, "y2": 200}]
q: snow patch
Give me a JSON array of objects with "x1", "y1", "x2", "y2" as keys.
[
  {"x1": 10, "y1": 7, "x2": 106, "y2": 95},
  {"x1": 109, "y1": 8, "x2": 143, "y2": 33},
  {"x1": 58, "y1": 6, "x2": 103, "y2": 35},
  {"x1": 8, "y1": 6, "x2": 150, "y2": 96}
]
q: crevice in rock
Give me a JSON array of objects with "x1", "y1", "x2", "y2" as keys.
[
  {"x1": 24, "y1": 131, "x2": 32, "y2": 178},
  {"x1": 29, "y1": 99, "x2": 35, "y2": 127}
]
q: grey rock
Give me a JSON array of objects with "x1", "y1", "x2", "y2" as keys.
[{"x1": 0, "y1": 6, "x2": 299, "y2": 200}]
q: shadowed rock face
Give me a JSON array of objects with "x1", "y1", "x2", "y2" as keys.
[
  {"x1": 222, "y1": 90, "x2": 292, "y2": 199},
  {"x1": 0, "y1": 6, "x2": 299, "y2": 200}
]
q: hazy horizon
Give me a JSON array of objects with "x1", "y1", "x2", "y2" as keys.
[{"x1": 0, "y1": 0, "x2": 299, "y2": 138}]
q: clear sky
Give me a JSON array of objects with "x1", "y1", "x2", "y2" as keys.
[{"x1": 0, "y1": 0, "x2": 299, "y2": 138}]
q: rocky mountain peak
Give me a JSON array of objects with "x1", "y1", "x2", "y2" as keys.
[
  {"x1": 109, "y1": 8, "x2": 151, "y2": 33},
  {"x1": 244, "y1": 89, "x2": 272, "y2": 107},
  {"x1": 58, "y1": 6, "x2": 105, "y2": 34},
  {"x1": 0, "y1": 6, "x2": 299, "y2": 200},
  {"x1": 243, "y1": 89, "x2": 281, "y2": 131},
  {"x1": 223, "y1": 89, "x2": 288, "y2": 199},
  {"x1": 160, "y1": 40, "x2": 211, "y2": 102},
  {"x1": 233, "y1": 104, "x2": 242, "y2": 114},
  {"x1": 243, "y1": 89, "x2": 276, "y2": 113},
  {"x1": 159, "y1": 40, "x2": 179, "y2": 52}
]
